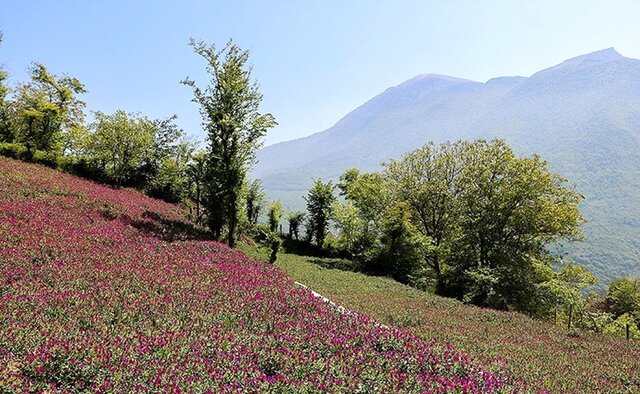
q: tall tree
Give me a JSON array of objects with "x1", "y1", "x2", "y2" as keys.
[
  {"x1": 304, "y1": 179, "x2": 336, "y2": 247},
  {"x1": 286, "y1": 211, "x2": 305, "y2": 240},
  {"x1": 182, "y1": 39, "x2": 276, "y2": 247},
  {"x1": 384, "y1": 141, "x2": 467, "y2": 278},
  {"x1": 88, "y1": 110, "x2": 155, "y2": 186},
  {"x1": 606, "y1": 277, "x2": 640, "y2": 321},
  {"x1": 245, "y1": 179, "x2": 265, "y2": 227},
  {"x1": 13, "y1": 63, "x2": 86, "y2": 155},
  {"x1": 267, "y1": 200, "x2": 284, "y2": 233},
  {"x1": 450, "y1": 139, "x2": 584, "y2": 311}
]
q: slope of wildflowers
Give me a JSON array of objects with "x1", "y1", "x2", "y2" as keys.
[
  {"x1": 241, "y1": 247, "x2": 640, "y2": 394},
  {"x1": 0, "y1": 157, "x2": 515, "y2": 393}
]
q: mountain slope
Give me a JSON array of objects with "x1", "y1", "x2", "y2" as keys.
[
  {"x1": 255, "y1": 48, "x2": 640, "y2": 284},
  {"x1": 0, "y1": 157, "x2": 512, "y2": 392}
]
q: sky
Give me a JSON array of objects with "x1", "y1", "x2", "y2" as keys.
[{"x1": 1, "y1": 0, "x2": 639, "y2": 146}]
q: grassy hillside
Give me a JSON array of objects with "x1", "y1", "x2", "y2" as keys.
[
  {"x1": 241, "y1": 245, "x2": 640, "y2": 393},
  {"x1": 0, "y1": 157, "x2": 513, "y2": 393}
]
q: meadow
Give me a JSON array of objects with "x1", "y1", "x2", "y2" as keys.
[
  {"x1": 241, "y1": 246, "x2": 640, "y2": 393},
  {"x1": 0, "y1": 157, "x2": 513, "y2": 393}
]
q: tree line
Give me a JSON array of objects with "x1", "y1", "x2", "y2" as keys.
[{"x1": 279, "y1": 139, "x2": 638, "y2": 336}]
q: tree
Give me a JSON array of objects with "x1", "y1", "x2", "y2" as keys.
[
  {"x1": 339, "y1": 169, "x2": 386, "y2": 237},
  {"x1": 88, "y1": 110, "x2": 155, "y2": 186},
  {"x1": 13, "y1": 63, "x2": 86, "y2": 155},
  {"x1": 267, "y1": 200, "x2": 284, "y2": 233},
  {"x1": 143, "y1": 115, "x2": 184, "y2": 178},
  {"x1": 304, "y1": 179, "x2": 336, "y2": 247},
  {"x1": 384, "y1": 141, "x2": 467, "y2": 279},
  {"x1": 144, "y1": 116, "x2": 194, "y2": 202},
  {"x1": 331, "y1": 201, "x2": 363, "y2": 253},
  {"x1": 182, "y1": 39, "x2": 276, "y2": 247},
  {"x1": 537, "y1": 261, "x2": 598, "y2": 325},
  {"x1": 450, "y1": 139, "x2": 584, "y2": 312},
  {"x1": 606, "y1": 277, "x2": 640, "y2": 321},
  {"x1": 380, "y1": 201, "x2": 432, "y2": 283},
  {"x1": 286, "y1": 211, "x2": 305, "y2": 240},
  {"x1": 245, "y1": 179, "x2": 265, "y2": 227},
  {"x1": 146, "y1": 138, "x2": 195, "y2": 203}
]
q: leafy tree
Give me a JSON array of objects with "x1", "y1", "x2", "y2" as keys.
[
  {"x1": 379, "y1": 201, "x2": 432, "y2": 282},
  {"x1": 331, "y1": 201, "x2": 363, "y2": 253},
  {"x1": 286, "y1": 211, "x2": 305, "y2": 240},
  {"x1": 606, "y1": 277, "x2": 640, "y2": 321},
  {"x1": 146, "y1": 138, "x2": 194, "y2": 203},
  {"x1": 304, "y1": 179, "x2": 336, "y2": 247},
  {"x1": 245, "y1": 179, "x2": 265, "y2": 227},
  {"x1": 339, "y1": 169, "x2": 386, "y2": 242},
  {"x1": 267, "y1": 200, "x2": 284, "y2": 233},
  {"x1": 537, "y1": 261, "x2": 598, "y2": 324},
  {"x1": 144, "y1": 117, "x2": 194, "y2": 202},
  {"x1": 450, "y1": 139, "x2": 584, "y2": 312},
  {"x1": 384, "y1": 142, "x2": 467, "y2": 279},
  {"x1": 182, "y1": 39, "x2": 276, "y2": 247},
  {"x1": 142, "y1": 115, "x2": 184, "y2": 179},
  {"x1": 13, "y1": 63, "x2": 86, "y2": 155},
  {"x1": 88, "y1": 110, "x2": 155, "y2": 185}
]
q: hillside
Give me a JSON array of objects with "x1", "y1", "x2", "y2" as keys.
[
  {"x1": 0, "y1": 157, "x2": 513, "y2": 392},
  {"x1": 254, "y1": 48, "x2": 640, "y2": 285},
  {"x1": 242, "y1": 246, "x2": 640, "y2": 393}
]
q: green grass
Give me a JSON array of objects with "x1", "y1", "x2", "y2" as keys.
[{"x1": 239, "y1": 243, "x2": 640, "y2": 393}]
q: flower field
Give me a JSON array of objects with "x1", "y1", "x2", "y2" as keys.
[
  {"x1": 245, "y1": 246, "x2": 640, "y2": 393},
  {"x1": 0, "y1": 157, "x2": 516, "y2": 392}
]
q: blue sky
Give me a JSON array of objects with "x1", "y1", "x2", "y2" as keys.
[{"x1": 1, "y1": 0, "x2": 639, "y2": 146}]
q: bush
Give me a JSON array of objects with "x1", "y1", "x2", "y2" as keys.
[
  {"x1": 0, "y1": 143, "x2": 61, "y2": 169},
  {"x1": 31, "y1": 150, "x2": 61, "y2": 169},
  {"x1": 0, "y1": 142, "x2": 28, "y2": 160}
]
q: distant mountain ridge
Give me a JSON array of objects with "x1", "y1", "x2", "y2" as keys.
[{"x1": 254, "y1": 48, "x2": 640, "y2": 284}]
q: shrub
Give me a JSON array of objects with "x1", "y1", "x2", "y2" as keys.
[{"x1": 0, "y1": 142, "x2": 28, "y2": 160}]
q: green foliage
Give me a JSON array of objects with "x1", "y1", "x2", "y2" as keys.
[
  {"x1": 182, "y1": 38, "x2": 276, "y2": 247},
  {"x1": 245, "y1": 179, "x2": 265, "y2": 228},
  {"x1": 330, "y1": 201, "x2": 364, "y2": 253},
  {"x1": 286, "y1": 211, "x2": 305, "y2": 240},
  {"x1": 12, "y1": 63, "x2": 86, "y2": 155},
  {"x1": 606, "y1": 277, "x2": 640, "y2": 321},
  {"x1": 537, "y1": 260, "x2": 598, "y2": 323},
  {"x1": 332, "y1": 139, "x2": 586, "y2": 315},
  {"x1": 379, "y1": 201, "x2": 432, "y2": 282},
  {"x1": 339, "y1": 168, "x2": 386, "y2": 226},
  {"x1": 603, "y1": 313, "x2": 639, "y2": 339},
  {"x1": 304, "y1": 179, "x2": 336, "y2": 247},
  {"x1": 146, "y1": 135, "x2": 194, "y2": 203},
  {"x1": 86, "y1": 110, "x2": 155, "y2": 185},
  {"x1": 0, "y1": 142, "x2": 28, "y2": 160},
  {"x1": 267, "y1": 200, "x2": 283, "y2": 233},
  {"x1": 384, "y1": 141, "x2": 466, "y2": 278}
]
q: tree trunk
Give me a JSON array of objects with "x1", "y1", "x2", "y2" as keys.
[{"x1": 227, "y1": 193, "x2": 237, "y2": 248}]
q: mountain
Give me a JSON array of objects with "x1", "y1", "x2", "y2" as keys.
[{"x1": 254, "y1": 48, "x2": 640, "y2": 285}]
